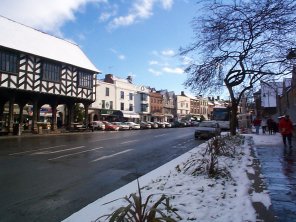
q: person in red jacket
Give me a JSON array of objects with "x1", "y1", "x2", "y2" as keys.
[{"x1": 278, "y1": 115, "x2": 294, "y2": 148}]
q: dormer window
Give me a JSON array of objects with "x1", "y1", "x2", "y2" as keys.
[
  {"x1": 42, "y1": 61, "x2": 61, "y2": 82},
  {"x1": 78, "y1": 70, "x2": 93, "y2": 89},
  {"x1": 0, "y1": 49, "x2": 18, "y2": 74}
]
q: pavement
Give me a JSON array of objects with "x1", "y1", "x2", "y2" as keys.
[{"x1": 254, "y1": 134, "x2": 296, "y2": 222}]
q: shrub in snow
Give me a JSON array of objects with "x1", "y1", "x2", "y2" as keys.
[
  {"x1": 176, "y1": 135, "x2": 245, "y2": 179},
  {"x1": 96, "y1": 180, "x2": 181, "y2": 222}
]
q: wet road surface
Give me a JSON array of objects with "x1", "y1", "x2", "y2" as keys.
[{"x1": 0, "y1": 127, "x2": 201, "y2": 222}]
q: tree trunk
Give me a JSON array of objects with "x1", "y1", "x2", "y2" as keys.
[{"x1": 230, "y1": 103, "x2": 238, "y2": 136}]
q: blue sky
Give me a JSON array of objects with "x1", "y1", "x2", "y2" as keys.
[{"x1": 0, "y1": 0, "x2": 198, "y2": 95}]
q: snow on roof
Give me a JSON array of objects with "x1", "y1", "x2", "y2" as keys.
[{"x1": 0, "y1": 16, "x2": 99, "y2": 73}]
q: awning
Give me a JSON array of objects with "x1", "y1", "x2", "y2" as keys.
[
  {"x1": 123, "y1": 113, "x2": 140, "y2": 119},
  {"x1": 151, "y1": 113, "x2": 164, "y2": 117}
]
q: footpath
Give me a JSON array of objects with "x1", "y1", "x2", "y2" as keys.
[{"x1": 252, "y1": 133, "x2": 296, "y2": 222}]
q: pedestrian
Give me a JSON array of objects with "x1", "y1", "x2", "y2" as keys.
[
  {"x1": 278, "y1": 115, "x2": 293, "y2": 149},
  {"x1": 267, "y1": 117, "x2": 274, "y2": 135},
  {"x1": 261, "y1": 117, "x2": 267, "y2": 134},
  {"x1": 253, "y1": 116, "x2": 261, "y2": 135}
]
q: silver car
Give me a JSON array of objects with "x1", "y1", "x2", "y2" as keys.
[{"x1": 194, "y1": 121, "x2": 221, "y2": 139}]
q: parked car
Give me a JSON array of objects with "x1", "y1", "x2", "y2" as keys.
[
  {"x1": 163, "y1": 122, "x2": 172, "y2": 128},
  {"x1": 112, "y1": 122, "x2": 130, "y2": 130},
  {"x1": 102, "y1": 121, "x2": 120, "y2": 131},
  {"x1": 191, "y1": 121, "x2": 200, "y2": 127},
  {"x1": 194, "y1": 121, "x2": 221, "y2": 139},
  {"x1": 140, "y1": 121, "x2": 152, "y2": 129},
  {"x1": 155, "y1": 122, "x2": 166, "y2": 128},
  {"x1": 125, "y1": 122, "x2": 141, "y2": 130},
  {"x1": 147, "y1": 121, "x2": 158, "y2": 129},
  {"x1": 90, "y1": 121, "x2": 105, "y2": 130},
  {"x1": 171, "y1": 121, "x2": 186, "y2": 128}
]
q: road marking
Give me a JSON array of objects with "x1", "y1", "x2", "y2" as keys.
[
  {"x1": 120, "y1": 140, "x2": 138, "y2": 144},
  {"x1": 48, "y1": 147, "x2": 103, "y2": 161},
  {"x1": 9, "y1": 145, "x2": 67, "y2": 156},
  {"x1": 154, "y1": 133, "x2": 168, "y2": 138},
  {"x1": 90, "y1": 149, "x2": 133, "y2": 162},
  {"x1": 89, "y1": 138, "x2": 115, "y2": 143},
  {"x1": 32, "y1": 146, "x2": 85, "y2": 155}
]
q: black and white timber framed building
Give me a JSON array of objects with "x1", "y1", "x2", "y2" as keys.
[{"x1": 0, "y1": 16, "x2": 99, "y2": 134}]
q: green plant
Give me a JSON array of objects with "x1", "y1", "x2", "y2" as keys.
[
  {"x1": 178, "y1": 135, "x2": 245, "y2": 179},
  {"x1": 97, "y1": 180, "x2": 181, "y2": 222}
]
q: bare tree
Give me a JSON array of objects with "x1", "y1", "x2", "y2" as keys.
[{"x1": 181, "y1": 0, "x2": 296, "y2": 135}]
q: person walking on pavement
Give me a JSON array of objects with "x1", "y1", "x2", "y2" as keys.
[
  {"x1": 261, "y1": 117, "x2": 267, "y2": 134},
  {"x1": 278, "y1": 115, "x2": 293, "y2": 149},
  {"x1": 253, "y1": 116, "x2": 261, "y2": 135},
  {"x1": 267, "y1": 117, "x2": 274, "y2": 135}
]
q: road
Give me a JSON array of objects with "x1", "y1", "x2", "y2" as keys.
[{"x1": 0, "y1": 127, "x2": 202, "y2": 222}]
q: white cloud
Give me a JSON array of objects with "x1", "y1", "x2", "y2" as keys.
[
  {"x1": 108, "y1": 0, "x2": 174, "y2": 30},
  {"x1": 148, "y1": 68, "x2": 162, "y2": 76},
  {"x1": 161, "y1": 49, "x2": 175, "y2": 57},
  {"x1": 99, "y1": 5, "x2": 118, "y2": 22},
  {"x1": 181, "y1": 55, "x2": 193, "y2": 65},
  {"x1": 110, "y1": 48, "x2": 126, "y2": 60},
  {"x1": 161, "y1": 0, "x2": 173, "y2": 10},
  {"x1": 149, "y1": 60, "x2": 159, "y2": 65},
  {"x1": 162, "y1": 66, "x2": 184, "y2": 74},
  {"x1": 148, "y1": 48, "x2": 183, "y2": 76},
  {"x1": 0, "y1": 0, "x2": 104, "y2": 36}
]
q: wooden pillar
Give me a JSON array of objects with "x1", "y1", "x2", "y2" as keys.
[
  {"x1": 18, "y1": 102, "x2": 26, "y2": 134},
  {"x1": 51, "y1": 102, "x2": 58, "y2": 131},
  {"x1": 0, "y1": 101, "x2": 5, "y2": 124},
  {"x1": 31, "y1": 99, "x2": 39, "y2": 133},
  {"x1": 66, "y1": 103, "x2": 74, "y2": 130},
  {"x1": 8, "y1": 96, "x2": 15, "y2": 134},
  {"x1": 84, "y1": 103, "x2": 90, "y2": 127}
]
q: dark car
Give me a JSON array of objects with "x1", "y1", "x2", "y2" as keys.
[
  {"x1": 147, "y1": 121, "x2": 158, "y2": 129},
  {"x1": 140, "y1": 121, "x2": 152, "y2": 129},
  {"x1": 171, "y1": 121, "x2": 187, "y2": 128},
  {"x1": 194, "y1": 121, "x2": 221, "y2": 139}
]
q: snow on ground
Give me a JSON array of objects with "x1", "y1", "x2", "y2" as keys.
[{"x1": 63, "y1": 133, "x2": 281, "y2": 222}]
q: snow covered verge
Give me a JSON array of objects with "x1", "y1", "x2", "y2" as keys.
[{"x1": 63, "y1": 134, "x2": 272, "y2": 222}]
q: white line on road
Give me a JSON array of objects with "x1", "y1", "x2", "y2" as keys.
[
  {"x1": 31, "y1": 146, "x2": 85, "y2": 155},
  {"x1": 89, "y1": 138, "x2": 115, "y2": 143},
  {"x1": 9, "y1": 145, "x2": 67, "y2": 156},
  {"x1": 48, "y1": 147, "x2": 103, "y2": 161},
  {"x1": 154, "y1": 133, "x2": 168, "y2": 138},
  {"x1": 90, "y1": 149, "x2": 133, "y2": 162},
  {"x1": 120, "y1": 140, "x2": 138, "y2": 144}
]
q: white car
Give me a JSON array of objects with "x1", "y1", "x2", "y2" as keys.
[
  {"x1": 194, "y1": 121, "x2": 221, "y2": 139},
  {"x1": 90, "y1": 121, "x2": 105, "y2": 130},
  {"x1": 163, "y1": 122, "x2": 172, "y2": 128},
  {"x1": 155, "y1": 122, "x2": 165, "y2": 128},
  {"x1": 125, "y1": 122, "x2": 141, "y2": 130}
]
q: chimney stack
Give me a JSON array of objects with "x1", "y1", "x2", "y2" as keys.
[
  {"x1": 127, "y1": 76, "x2": 133, "y2": 83},
  {"x1": 104, "y1": 74, "x2": 114, "y2": 84}
]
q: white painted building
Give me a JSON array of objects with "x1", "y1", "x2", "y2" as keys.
[
  {"x1": 90, "y1": 80, "x2": 116, "y2": 121},
  {"x1": 103, "y1": 74, "x2": 150, "y2": 122},
  {"x1": 175, "y1": 93, "x2": 190, "y2": 120},
  {"x1": 261, "y1": 81, "x2": 282, "y2": 108}
]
